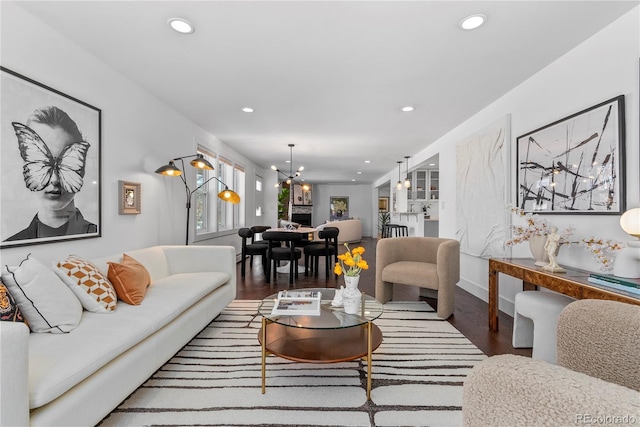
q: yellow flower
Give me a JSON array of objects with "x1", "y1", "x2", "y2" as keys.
[
  {"x1": 334, "y1": 263, "x2": 342, "y2": 275},
  {"x1": 335, "y1": 243, "x2": 368, "y2": 277}
]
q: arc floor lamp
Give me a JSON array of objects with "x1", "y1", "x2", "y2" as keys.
[{"x1": 155, "y1": 154, "x2": 240, "y2": 245}]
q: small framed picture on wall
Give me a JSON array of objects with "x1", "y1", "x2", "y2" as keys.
[{"x1": 119, "y1": 181, "x2": 141, "y2": 215}]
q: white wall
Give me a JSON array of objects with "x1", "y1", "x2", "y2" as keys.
[
  {"x1": 374, "y1": 7, "x2": 640, "y2": 316},
  {"x1": 312, "y1": 184, "x2": 373, "y2": 235},
  {"x1": 0, "y1": 3, "x2": 266, "y2": 266}
]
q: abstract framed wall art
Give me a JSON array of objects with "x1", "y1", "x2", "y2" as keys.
[
  {"x1": 516, "y1": 95, "x2": 625, "y2": 214},
  {"x1": 330, "y1": 196, "x2": 349, "y2": 220},
  {"x1": 1, "y1": 67, "x2": 101, "y2": 248},
  {"x1": 119, "y1": 181, "x2": 141, "y2": 215}
]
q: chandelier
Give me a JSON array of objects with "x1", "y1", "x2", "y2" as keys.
[{"x1": 271, "y1": 144, "x2": 309, "y2": 190}]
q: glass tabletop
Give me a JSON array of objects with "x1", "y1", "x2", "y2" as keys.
[{"x1": 257, "y1": 287, "x2": 383, "y2": 329}]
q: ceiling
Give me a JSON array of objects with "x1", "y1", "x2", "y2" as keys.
[{"x1": 14, "y1": 1, "x2": 637, "y2": 185}]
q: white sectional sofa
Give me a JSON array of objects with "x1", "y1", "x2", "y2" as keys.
[
  {"x1": 314, "y1": 219, "x2": 363, "y2": 243},
  {"x1": 0, "y1": 245, "x2": 236, "y2": 427}
]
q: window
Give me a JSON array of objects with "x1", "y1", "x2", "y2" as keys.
[
  {"x1": 234, "y1": 164, "x2": 245, "y2": 227},
  {"x1": 217, "y1": 157, "x2": 234, "y2": 231},
  {"x1": 195, "y1": 148, "x2": 246, "y2": 235},
  {"x1": 255, "y1": 175, "x2": 263, "y2": 217},
  {"x1": 195, "y1": 148, "x2": 216, "y2": 235}
]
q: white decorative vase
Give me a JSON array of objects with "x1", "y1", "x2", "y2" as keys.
[
  {"x1": 342, "y1": 275, "x2": 362, "y2": 315},
  {"x1": 528, "y1": 234, "x2": 549, "y2": 266}
]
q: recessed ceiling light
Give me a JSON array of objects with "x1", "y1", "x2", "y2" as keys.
[
  {"x1": 401, "y1": 106, "x2": 415, "y2": 112},
  {"x1": 168, "y1": 18, "x2": 194, "y2": 34},
  {"x1": 429, "y1": 163, "x2": 436, "y2": 166},
  {"x1": 459, "y1": 14, "x2": 486, "y2": 31},
  {"x1": 352, "y1": 179, "x2": 356, "y2": 182},
  {"x1": 357, "y1": 171, "x2": 362, "y2": 175},
  {"x1": 364, "y1": 160, "x2": 371, "y2": 164},
  {"x1": 242, "y1": 107, "x2": 254, "y2": 113}
]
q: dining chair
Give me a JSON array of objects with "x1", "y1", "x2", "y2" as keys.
[
  {"x1": 262, "y1": 231, "x2": 303, "y2": 285},
  {"x1": 250, "y1": 225, "x2": 271, "y2": 245},
  {"x1": 238, "y1": 228, "x2": 268, "y2": 278},
  {"x1": 304, "y1": 227, "x2": 339, "y2": 279}
]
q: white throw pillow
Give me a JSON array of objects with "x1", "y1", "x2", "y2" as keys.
[{"x1": 1, "y1": 255, "x2": 82, "y2": 333}]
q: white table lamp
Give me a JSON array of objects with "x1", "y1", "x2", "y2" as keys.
[{"x1": 613, "y1": 208, "x2": 640, "y2": 278}]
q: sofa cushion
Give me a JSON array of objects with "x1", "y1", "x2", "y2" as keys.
[
  {"x1": 27, "y1": 271, "x2": 231, "y2": 409},
  {"x1": 381, "y1": 260, "x2": 438, "y2": 289},
  {"x1": 91, "y1": 246, "x2": 171, "y2": 284},
  {"x1": 54, "y1": 255, "x2": 117, "y2": 313},
  {"x1": 107, "y1": 254, "x2": 151, "y2": 305},
  {"x1": 1, "y1": 255, "x2": 82, "y2": 333},
  {"x1": 0, "y1": 279, "x2": 28, "y2": 324}
]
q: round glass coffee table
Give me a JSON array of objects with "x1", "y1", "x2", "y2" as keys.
[{"x1": 257, "y1": 288, "x2": 384, "y2": 399}]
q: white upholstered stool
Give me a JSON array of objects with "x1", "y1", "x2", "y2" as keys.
[{"x1": 512, "y1": 291, "x2": 574, "y2": 364}]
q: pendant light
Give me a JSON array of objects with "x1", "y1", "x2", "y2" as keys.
[
  {"x1": 396, "y1": 161, "x2": 403, "y2": 191},
  {"x1": 404, "y1": 156, "x2": 411, "y2": 188},
  {"x1": 271, "y1": 144, "x2": 304, "y2": 187}
]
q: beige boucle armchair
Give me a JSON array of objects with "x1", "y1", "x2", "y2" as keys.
[
  {"x1": 463, "y1": 299, "x2": 640, "y2": 427},
  {"x1": 375, "y1": 237, "x2": 460, "y2": 319}
]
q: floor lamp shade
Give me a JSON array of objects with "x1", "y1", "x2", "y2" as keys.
[
  {"x1": 218, "y1": 188, "x2": 241, "y2": 204},
  {"x1": 613, "y1": 208, "x2": 640, "y2": 279},
  {"x1": 155, "y1": 154, "x2": 241, "y2": 244},
  {"x1": 155, "y1": 161, "x2": 182, "y2": 176}
]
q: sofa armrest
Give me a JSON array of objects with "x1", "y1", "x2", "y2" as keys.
[
  {"x1": 160, "y1": 245, "x2": 236, "y2": 286},
  {"x1": 557, "y1": 299, "x2": 640, "y2": 391},
  {"x1": 463, "y1": 354, "x2": 640, "y2": 427},
  {"x1": 0, "y1": 322, "x2": 30, "y2": 427}
]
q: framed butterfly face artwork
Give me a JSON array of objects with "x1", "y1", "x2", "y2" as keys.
[{"x1": 1, "y1": 67, "x2": 101, "y2": 248}]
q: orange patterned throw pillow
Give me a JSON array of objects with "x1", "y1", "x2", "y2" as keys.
[
  {"x1": 107, "y1": 254, "x2": 151, "y2": 305},
  {"x1": 55, "y1": 255, "x2": 117, "y2": 313}
]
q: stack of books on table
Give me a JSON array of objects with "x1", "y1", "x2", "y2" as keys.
[
  {"x1": 271, "y1": 290, "x2": 322, "y2": 316},
  {"x1": 587, "y1": 273, "x2": 640, "y2": 296}
]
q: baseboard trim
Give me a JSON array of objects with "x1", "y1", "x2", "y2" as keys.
[{"x1": 457, "y1": 277, "x2": 515, "y2": 317}]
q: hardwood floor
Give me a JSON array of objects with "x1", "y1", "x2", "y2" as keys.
[{"x1": 235, "y1": 236, "x2": 531, "y2": 358}]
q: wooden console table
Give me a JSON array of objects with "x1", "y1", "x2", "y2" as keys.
[{"x1": 488, "y1": 258, "x2": 640, "y2": 332}]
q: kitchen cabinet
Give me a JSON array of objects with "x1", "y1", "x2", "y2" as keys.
[
  {"x1": 408, "y1": 170, "x2": 438, "y2": 201},
  {"x1": 429, "y1": 170, "x2": 439, "y2": 200}
]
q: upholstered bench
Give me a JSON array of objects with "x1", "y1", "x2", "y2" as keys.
[{"x1": 512, "y1": 290, "x2": 574, "y2": 364}]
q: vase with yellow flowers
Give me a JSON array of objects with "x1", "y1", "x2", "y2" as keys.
[{"x1": 334, "y1": 244, "x2": 368, "y2": 314}]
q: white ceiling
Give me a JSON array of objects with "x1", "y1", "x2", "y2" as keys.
[{"x1": 15, "y1": 1, "x2": 637, "y2": 184}]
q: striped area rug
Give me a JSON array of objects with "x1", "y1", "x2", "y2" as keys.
[{"x1": 101, "y1": 300, "x2": 486, "y2": 427}]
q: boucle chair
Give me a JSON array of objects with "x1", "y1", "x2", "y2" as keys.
[
  {"x1": 463, "y1": 299, "x2": 640, "y2": 427},
  {"x1": 512, "y1": 290, "x2": 574, "y2": 364},
  {"x1": 375, "y1": 237, "x2": 460, "y2": 319}
]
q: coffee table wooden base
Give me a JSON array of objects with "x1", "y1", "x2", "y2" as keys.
[{"x1": 259, "y1": 317, "x2": 383, "y2": 399}]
